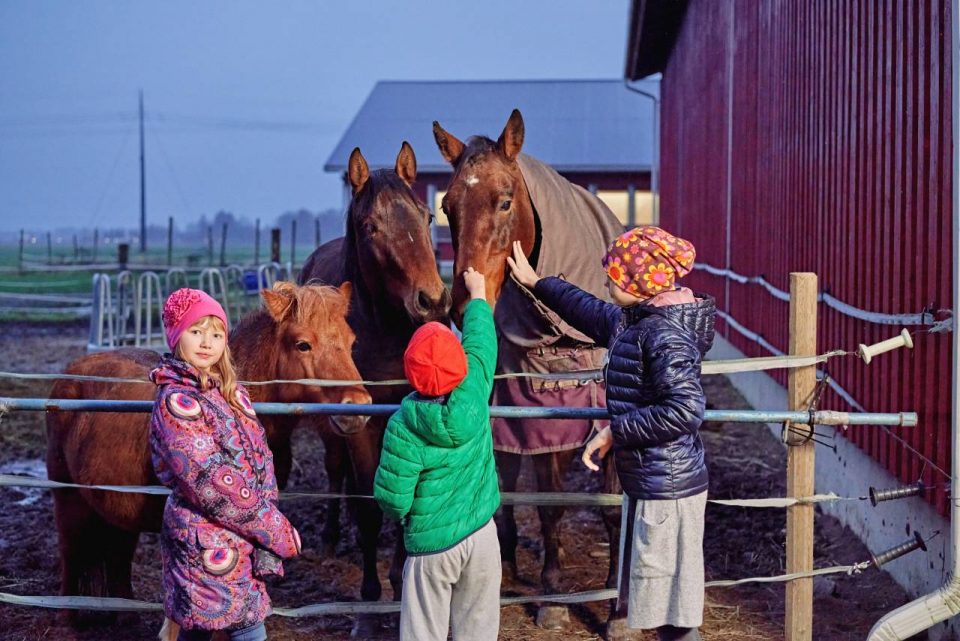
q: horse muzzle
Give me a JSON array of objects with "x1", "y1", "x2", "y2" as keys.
[
  {"x1": 331, "y1": 414, "x2": 369, "y2": 436},
  {"x1": 408, "y1": 287, "x2": 452, "y2": 325}
]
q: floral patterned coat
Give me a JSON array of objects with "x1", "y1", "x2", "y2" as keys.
[{"x1": 149, "y1": 357, "x2": 300, "y2": 631}]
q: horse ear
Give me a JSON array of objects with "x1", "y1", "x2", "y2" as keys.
[
  {"x1": 261, "y1": 286, "x2": 295, "y2": 322},
  {"x1": 338, "y1": 281, "x2": 353, "y2": 309},
  {"x1": 395, "y1": 141, "x2": 417, "y2": 186},
  {"x1": 348, "y1": 147, "x2": 369, "y2": 194},
  {"x1": 497, "y1": 109, "x2": 525, "y2": 161},
  {"x1": 433, "y1": 121, "x2": 464, "y2": 166}
]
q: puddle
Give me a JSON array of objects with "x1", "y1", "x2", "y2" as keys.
[{"x1": 0, "y1": 458, "x2": 48, "y2": 507}]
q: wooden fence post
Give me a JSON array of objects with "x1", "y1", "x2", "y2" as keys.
[
  {"x1": 254, "y1": 218, "x2": 261, "y2": 265},
  {"x1": 290, "y1": 220, "x2": 297, "y2": 269},
  {"x1": 220, "y1": 223, "x2": 228, "y2": 267},
  {"x1": 785, "y1": 272, "x2": 818, "y2": 641},
  {"x1": 207, "y1": 226, "x2": 214, "y2": 266},
  {"x1": 270, "y1": 228, "x2": 280, "y2": 263},
  {"x1": 167, "y1": 217, "x2": 174, "y2": 267}
]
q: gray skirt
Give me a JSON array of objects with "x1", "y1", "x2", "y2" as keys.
[{"x1": 617, "y1": 491, "x2": 707, "y2": 629}]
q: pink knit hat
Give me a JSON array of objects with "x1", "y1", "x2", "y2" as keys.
[{"x1": 162, "y1": 288, "x2": 228, "y2": 351}]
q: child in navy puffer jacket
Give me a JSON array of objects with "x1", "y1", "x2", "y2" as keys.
[{"x1": 508, "y1": 226, "x2": 715, "y2": 641}]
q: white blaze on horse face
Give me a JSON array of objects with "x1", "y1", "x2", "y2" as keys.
[
  {"x1": 407, "y1": 232, "x2": 414, "y2": 243},
  {"x1": 465, "y1": 174, "x2": 480, "y2": 187}
]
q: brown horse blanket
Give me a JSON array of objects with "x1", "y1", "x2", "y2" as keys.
[{"x1": 492, "y1": 154, "x2": 624, "y2": 454}]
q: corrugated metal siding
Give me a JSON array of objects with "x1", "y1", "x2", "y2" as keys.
[{"x1": 659, "y1": 0, "x2": 953, "y2": 513}]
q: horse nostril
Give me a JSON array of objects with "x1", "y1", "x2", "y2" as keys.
[{"x1": 417, "y1": 291, "x2": 431, "y2": 312}]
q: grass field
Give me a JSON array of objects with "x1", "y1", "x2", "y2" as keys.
[{"x1": 0, "y1": 242, "x2": 322, "y2": 290}]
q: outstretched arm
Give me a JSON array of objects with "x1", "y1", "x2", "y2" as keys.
[
  {"x1": 508, "y1": 240, "x2": 619, "y2": 345},
  {"x1": 444, "y1": 268, "x2": 497, "y2": 444}
]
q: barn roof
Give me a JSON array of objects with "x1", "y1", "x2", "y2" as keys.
[{"x1": 324, "y1": 79, "x2": 658, "y2": 174}]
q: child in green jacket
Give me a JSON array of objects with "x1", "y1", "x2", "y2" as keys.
[{"x1": 374, "y1": 267, "x2": 501, "y2": 641}]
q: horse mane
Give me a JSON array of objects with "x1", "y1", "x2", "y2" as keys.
[
  {"x1": 456, "y1": 136, "x2": 498, "y2": 170},
  {"x1": 286, "y1": 282, "x2": 349, "y2": 325},
  {"x1": 229, "y1": 309, "x2": 277, "y2": 380}
]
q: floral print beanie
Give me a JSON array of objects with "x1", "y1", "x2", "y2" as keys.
[{"x1": 601, "y1": 226, "x2": 696, "y2": 297}]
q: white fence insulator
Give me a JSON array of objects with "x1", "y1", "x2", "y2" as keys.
[{"x1": 858, "y1": 329, "x2": 915, "y2": 364}]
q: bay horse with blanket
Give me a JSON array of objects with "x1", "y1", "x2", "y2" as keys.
[
  {"x1": 299, "y1": 141, "x2": 450, "y2": 637},
  {"x1": 433, "y1": 109, "x2": 628, "y2": 635}
]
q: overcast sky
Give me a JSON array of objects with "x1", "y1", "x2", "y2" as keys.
[{"x1": 0, "y1": 1, "x2": 628, "y2": 232}]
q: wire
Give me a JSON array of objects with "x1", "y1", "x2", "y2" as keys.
[{"x1": 148, "y1": 125, "x2": 194, "y2": 218}]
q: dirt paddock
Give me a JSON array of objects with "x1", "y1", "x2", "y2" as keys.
[{"x1": 0, "y1": 320, "x2": 920, "y2": 640}]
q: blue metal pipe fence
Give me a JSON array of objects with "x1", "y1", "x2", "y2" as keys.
[{"x1": 0, "y1": 397, "x2": 918, "y2": 426}]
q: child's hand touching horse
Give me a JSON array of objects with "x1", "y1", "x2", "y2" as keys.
[
  {"x1": 463, "y1": 267, "x2": 486, "y2": 300},
  {"x1": 506, "y1": 240, "x2": 540, "y2": 289}
]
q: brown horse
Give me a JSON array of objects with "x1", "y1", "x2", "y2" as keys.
[
  {"x1": 299, "y1": 142, "x2": 449, "y2": 636},
  {"x1": 434, "y1": 110, "x2": 627, "y2": 636},
  {"x1": 46, "y1": 282, "x2": 369, "y2": 625}
]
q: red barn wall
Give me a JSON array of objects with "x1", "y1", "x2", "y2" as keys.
[{"x1": 659, "y1": 0, "x2": 954, "y2": 511}]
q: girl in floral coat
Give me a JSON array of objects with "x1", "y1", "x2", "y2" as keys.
[{"x1": 151, "y1": 288, "x2": 300, "y2": 641}]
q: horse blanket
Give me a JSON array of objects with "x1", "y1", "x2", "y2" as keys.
[{"x1": 492, "y1": 154, "x2": 624, "y2": 454}]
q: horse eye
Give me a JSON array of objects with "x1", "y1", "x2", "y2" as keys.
[
  {"x1": 500, "y1": 200, "x2": 512, "y2": 212},
  {"x1": 428, "y1": 213, "x2": 435, "y2": 225},
  {"x1": 296, "y1": 341, "x2": 312, "y2": 352}
]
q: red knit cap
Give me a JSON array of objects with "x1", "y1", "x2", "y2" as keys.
[{"x1": 403, "y1": 322, "x2": 468, "y2": 396}]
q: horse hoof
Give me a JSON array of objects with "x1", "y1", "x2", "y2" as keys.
[
  {"x1": 351, "y1": 614, "x2": 380, "y2": 639},
  {"x1": 605, "y1": 617, "x2": 642, "y2": 641},
  {"x1": 536, "y1": 605, "x2": 570, "y2": 629}
]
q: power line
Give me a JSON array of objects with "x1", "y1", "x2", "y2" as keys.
[
  {"x1": 148, "y1": 125, "x2": 194, "y2": 219},
  {"x1": 0, "y1": 110, "x2": 336, "y2": 135}
]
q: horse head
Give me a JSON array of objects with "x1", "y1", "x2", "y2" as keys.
[
  {"x1": 260, "y1": 281, "x2": 371, "y2": 435},
  {"x1": 433, "y1": 109, "x2": 536, "y2": 326},
  {"x1": 344, "y1": 143, "x2": 450, "y2": 326}
]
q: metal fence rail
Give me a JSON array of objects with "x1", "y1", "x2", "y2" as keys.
[{"x1": 0, "y1": 397, "x2": 918, "y2": 426}]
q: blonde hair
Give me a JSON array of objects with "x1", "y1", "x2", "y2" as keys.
[{"x1": 174, "y1": 315, "x2": 244, "y2": 413}]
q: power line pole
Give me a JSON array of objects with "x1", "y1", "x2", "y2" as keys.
[{"x1": 139, "y1": 90, "x2": 147, "y2": 253}]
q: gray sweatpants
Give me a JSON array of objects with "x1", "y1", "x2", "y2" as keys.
[{"x1": 400, "y1": 519, "x2": 501, "y2": 641}]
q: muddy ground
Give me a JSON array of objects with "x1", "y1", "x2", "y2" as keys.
[{"x1": 0, "y1": 321, "x2": 922, "y2": 640}]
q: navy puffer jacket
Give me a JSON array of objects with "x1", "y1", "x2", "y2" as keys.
[{"x1": 534, "y1": 277, "x2": 716, "y2": 500}]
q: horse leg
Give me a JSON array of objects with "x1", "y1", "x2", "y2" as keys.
[
  {"x1": 321, "y1": 430, "x2": 347, "y2": 557},
  {"x1": 264, "y1": 416, "x2": 296, "y2": 489},
  {"x1": 101, "y1": 523, "x2": 141, "y2": 626},
  {"x1": 534, "y1": 450, "x2": 575, "y2": 630},
  {"x1": 494, "y1": 450, "x2": 522, "y2": 585},
  {"x1": 344, "y1": 424, "x2": 384, "y2": 639},
  {"x1": 388, "y1": 534, "x2": 407, "y2": 600},
  {"x1": 386, "y1": 533, "x2": 408, "y2": 630},
  {"x1": 52, "y1": 488, "x2": 114, "y2": 628}
]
